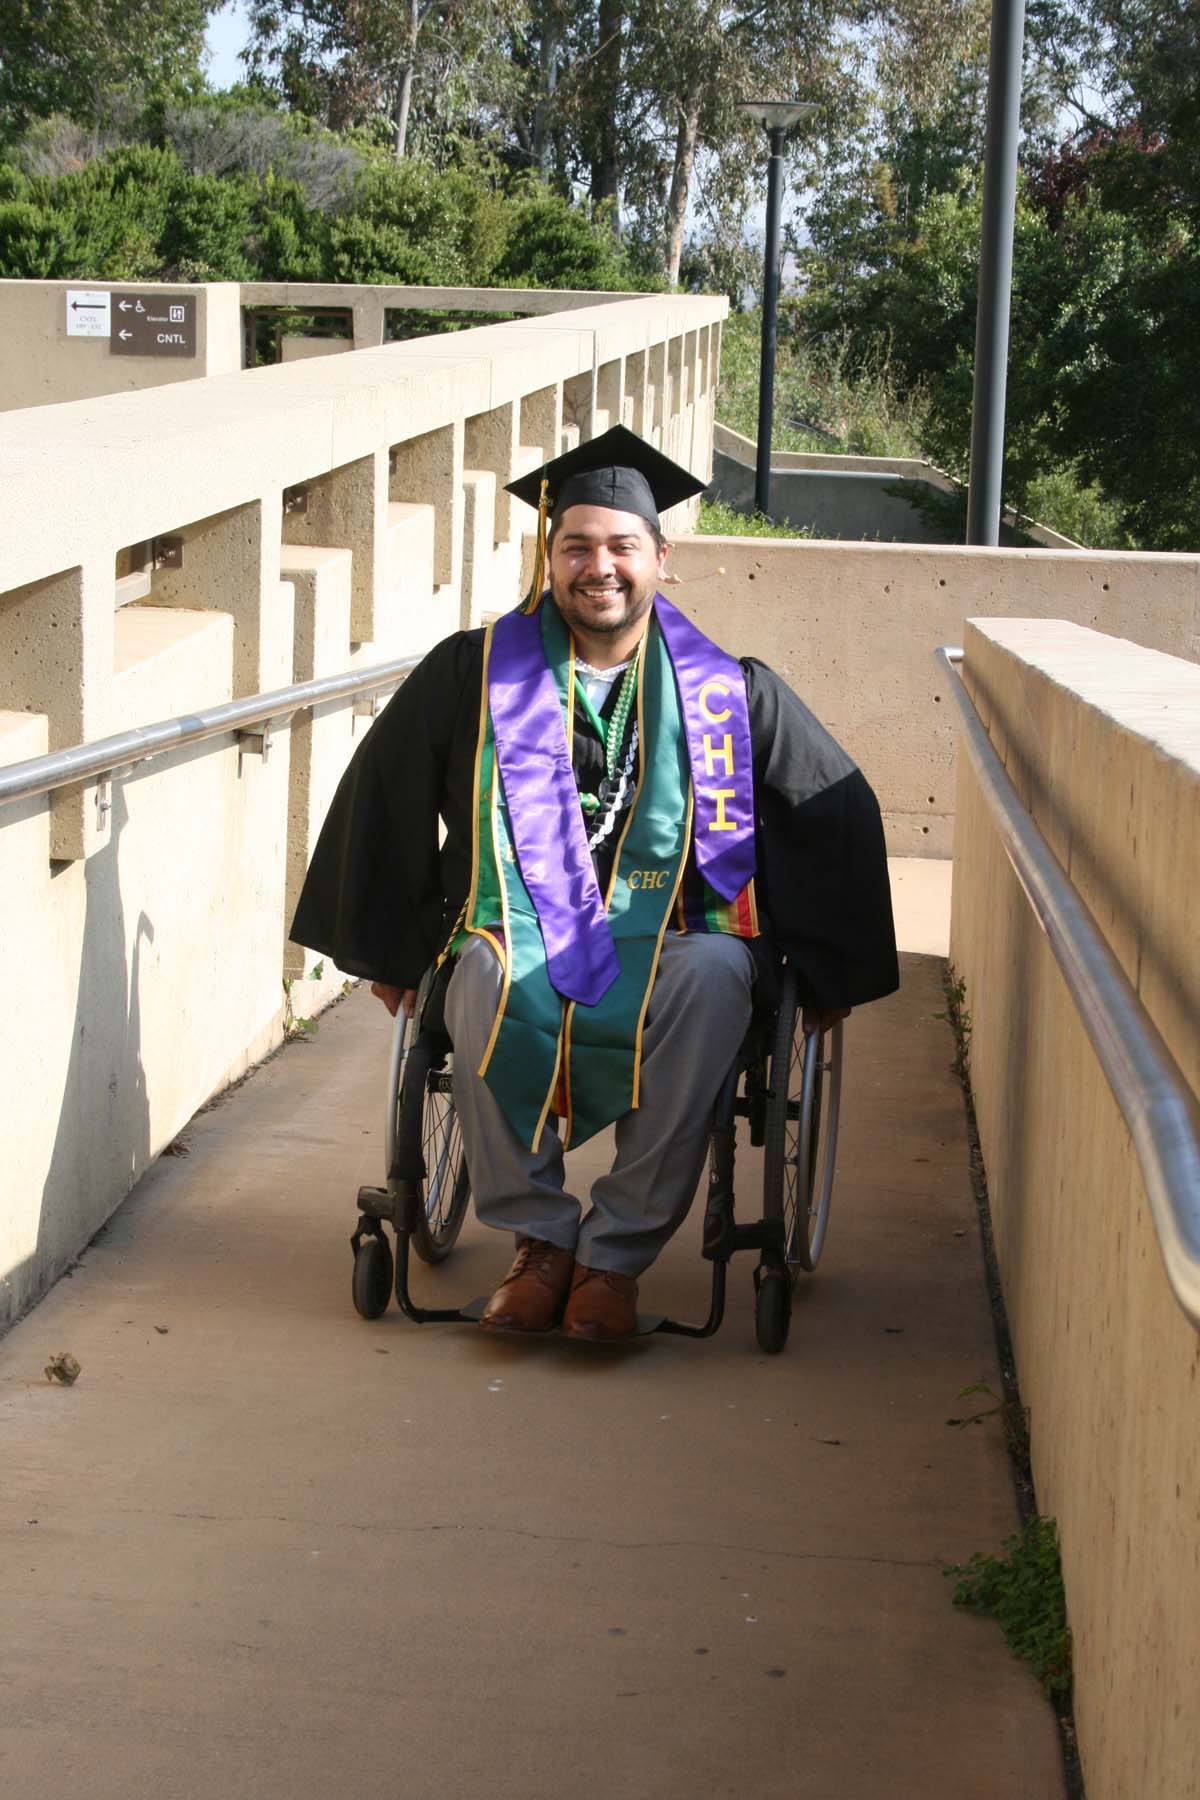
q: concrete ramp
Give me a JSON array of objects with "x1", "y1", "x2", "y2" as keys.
[{"x1": 1, "y1": 955, "x2": 1064, "y2": 1799}]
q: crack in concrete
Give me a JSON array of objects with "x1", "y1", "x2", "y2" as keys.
[{"x1": 98, "y1": 1508, "x2": 940, "y2": 1569}]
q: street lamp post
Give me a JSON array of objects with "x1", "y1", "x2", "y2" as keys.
[
  {"x1": 965, "y1": 0, "x2": 1027, "y2": 544},
  {"x1": 742, "y1": 101, "x2": 817, "y2": 517}
]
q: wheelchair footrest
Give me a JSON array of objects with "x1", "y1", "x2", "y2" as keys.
[{"x1": 458, "y1": 1295, "x2": 665, "y2": 1338}]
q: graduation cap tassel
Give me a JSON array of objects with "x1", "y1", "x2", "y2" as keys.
[{"x1": 519, "y1": 477, "x2": 551, "y2": 614}]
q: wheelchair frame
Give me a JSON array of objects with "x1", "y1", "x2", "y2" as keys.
[{"x1": 351, "y1": 959, "x2": 843, "y2": 1353}]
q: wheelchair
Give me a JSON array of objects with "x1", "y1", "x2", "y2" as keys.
[{"x1": 350, "y1": 955, "x2": 843, "y2": 1353}]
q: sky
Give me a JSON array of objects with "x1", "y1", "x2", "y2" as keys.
[{"x1": 204, "y1": 1, "x2": 252, "y2": 89}]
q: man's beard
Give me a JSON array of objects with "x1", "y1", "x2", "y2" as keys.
[{"x1": 551, "y1": 575, "x2": 655, "y2": 636}]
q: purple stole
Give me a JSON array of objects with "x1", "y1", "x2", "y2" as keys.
[{"x1": 486, "y1": 594, "x2": 756, "y2": 1004}]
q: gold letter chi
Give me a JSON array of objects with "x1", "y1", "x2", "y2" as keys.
[{"x1": 697, "y1": 680, "x2": 738, "y2": 831}]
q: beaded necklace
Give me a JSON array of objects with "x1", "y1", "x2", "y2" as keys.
[{"x1": 574, "y1": 646, "x2": 640, "y2": 820}]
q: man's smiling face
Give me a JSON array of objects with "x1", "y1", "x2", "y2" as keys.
[{"x1": 547, "y1": 504, "x2": 667, "y2": 652}]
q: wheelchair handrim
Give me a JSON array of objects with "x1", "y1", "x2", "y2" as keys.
[
  {"x1": 383, "y1": 1008, "x2": 410, "y2": 1179},
  {"x1": 791, "y1": 1021, "x2": 843, "y2": 1271}
]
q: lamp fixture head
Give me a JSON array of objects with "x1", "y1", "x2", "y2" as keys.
[{"x1": 740, "y1": 101, "x2": 818, "y2": 133}]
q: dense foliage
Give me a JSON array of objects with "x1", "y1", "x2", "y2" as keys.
[
  {"x1": 798, "y1": 1, "x2": 1200, "y2": 547},
  {"x1": 0, "y1": 0, "x2": 1196, "y2": 546},
  {"x1": 0, "y1": 116, "x2": 643, "y2": 292},
  {"x1": 717, "y1": 309, "x2": 928, "y2": 460},
  {"x1": 0, "y1": 0, "x2": 212, "y2": 139}
]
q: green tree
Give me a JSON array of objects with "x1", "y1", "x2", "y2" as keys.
[
  {"x1": 242, "y1": 0, "x2": 529, "y2": 159},
  {"x1": 559, "y1": 0, "x2": 861, "y2": 287},
  {"x1": 0, "y1": 0, "x2": 215, "y2": 145}
]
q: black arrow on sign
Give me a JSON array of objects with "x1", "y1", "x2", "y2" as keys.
[{"x1": 70, "y1": 301, "x2": 106, "y2": 311}]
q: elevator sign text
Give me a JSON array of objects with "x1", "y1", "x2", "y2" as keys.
[{"x1": 109, "y1": 293, "x2": 197, "y2": 358}]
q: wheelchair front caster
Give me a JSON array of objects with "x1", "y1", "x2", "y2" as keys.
[
  {"x1": 352, "y1": 1228, "x2": 394, "y2": 1320},
  {"x1": 754, "y1": 1263, "x2": 791, "y2": 1354}
]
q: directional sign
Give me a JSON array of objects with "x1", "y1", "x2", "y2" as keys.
[
  {"x1": 66, "y1": 290, "x2": 111, "y2": 338},
  {"x1": 110, "y1": 293, "x2": 197, "y2": 358}
]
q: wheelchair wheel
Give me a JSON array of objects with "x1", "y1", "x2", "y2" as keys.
[
  {"x1": 396, "y1": 1029, "x2": 471, "y2": 1265},
  {"x1": 352, "y1": 1232, "x2": 394, "y2": 1320},
  {"x1": 762, "y1": 967, "x2": 844, "y2": 1275}
]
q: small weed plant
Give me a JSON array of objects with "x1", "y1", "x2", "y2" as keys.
[
  {"x1": 282, "y1": 959, "x2": 325, "y2": 1040},
  {"x1": 936, "y1": 965, "x2": 972, "y2": 1083},
  {"x1": 945, "y1": 1515, "x2": 1072, "y2": 1700},
  {"x1": 947, "y1": 1380, "x2": 1031, "y2": 1476}
]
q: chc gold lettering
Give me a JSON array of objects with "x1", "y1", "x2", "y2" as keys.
[
  {"x1": 702, "y1": 732, "x2": 734, "y2": 778},
  {"x1": 708, "y1": 789, "x2": 738, "y2": 832},
  {"x1": 628, "y1": 869, "x2": 670, "y2": 890},
  {"x1": 698, "y1": 679, "x2": 732, "y2": 723}
]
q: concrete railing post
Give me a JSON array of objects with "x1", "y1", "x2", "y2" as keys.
[
  {"x1": 465, "y1": 402, "x2": 521, "y2": 545},
  {"x1": 389, "y1": 420, "x2": 465, "y2": 597},
  {"x1": 280, "y1": 455, "x2": 388, "y2": 647},
  {"x1": 595, "y1": 356, "x2": 624, "y2": 437},
  {"x1": 0, "y1": 562, "x2": 107, "y2": 860},
  {"x1": 519, "y1": 383, "x2": 564, "y2": 467},
  {"x1": 153, "y1": 500, "x2": 289, "y2": 696}
]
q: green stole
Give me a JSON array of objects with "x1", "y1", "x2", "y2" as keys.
[{"x1": 460, "y1": 601, "x2": 691, "y2": 1150}]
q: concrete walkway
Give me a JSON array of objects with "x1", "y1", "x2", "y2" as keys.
[{"x1": 1, "y1": 945, "x2": 1066, "y2": 1800}]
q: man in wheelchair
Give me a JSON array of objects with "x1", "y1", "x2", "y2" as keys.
[{"x1": 292, "y1": 426, "x2": 898, "y2": 1341}]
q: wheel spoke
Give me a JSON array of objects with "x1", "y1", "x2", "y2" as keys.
[{"x1": 422, "y1": 1096, "x2": 462, "y2": 1230}]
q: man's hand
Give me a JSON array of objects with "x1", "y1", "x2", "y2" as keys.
[{"x1": 370, "y1": 983, "x2": 417, "y2": 1019}]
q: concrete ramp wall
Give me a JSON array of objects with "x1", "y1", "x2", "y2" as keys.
[
  {"x1": 949, "y1": 619, "x2": 1200, "y2": 1800},
  {"x1": 0, "y1": 287, "x2": 726, "y2": 1328}
]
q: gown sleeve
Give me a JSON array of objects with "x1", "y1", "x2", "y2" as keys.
[
  {"x1": 289, "y1": 632, "x2": 480, "y2": 989},
  {"x1": 744, "y1": 658, "x2": 899, "y2": 1011}
]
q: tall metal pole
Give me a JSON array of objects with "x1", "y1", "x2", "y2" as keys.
[
  {"x1": 755, "y1": 124, "x2": 787, "y2": 517},
  {"x1": 965, "y1": 0, "x2": 1027, "y2": 545}
]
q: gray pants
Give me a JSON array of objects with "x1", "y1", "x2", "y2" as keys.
[{"x1": 444, "y1": 932, "x2": 755, "y2": 1277}]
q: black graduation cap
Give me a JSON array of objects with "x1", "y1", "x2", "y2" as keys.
[{"x1": 504, "y1": 424, "x2": 707, "y2": 532}]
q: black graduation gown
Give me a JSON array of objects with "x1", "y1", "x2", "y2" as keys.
[{"x1": 290, "y1": 627, "x2": 900, "y2": 1011}]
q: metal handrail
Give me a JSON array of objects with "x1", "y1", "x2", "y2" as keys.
[
  {"x1": 937, "y1": 645, "x2": 1200, "y2": 1331},
  {"x1": 0, "y1": 654, "x2": 419, "y2": 812}
]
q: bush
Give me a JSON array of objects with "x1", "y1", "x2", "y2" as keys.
[
  {"x1": 251, "y1": 175, "x2": 329, "y2": 282},
  {"x1": 492, "y1": 189, "x2": 637, "y2": 291},
  {"x1": 47, "y1": 143, "x2": 180, "y2": 278},
  {"x1": 0, "y1": 136, "x2": 645, "y2": 297},
  {"x1": 718, "y1": 310, "x2": 928, "y2": 459},
  {"x1": 0, "y1": 196, "x2": 70, "y2": 277},
  {"x1": 330, "y1": 160, "x2": 509, "y2": 286},
  {"x1": 7, "y1": 114, "x2": 122, "y2": 180},
  {"x1": 158, "y1": 171, "x2": 257, "y2": 280},
  {"x1": 324, "y1": 213, "x2": 440, "y2": 285},
  {"x1": 1022, "y1": 467, "x2": 1133, "y2": 549},
  {"x1": 161, "y1": 100, "x2": 363, "y2": 212},
  {"x1": 696, "y1": 500, "x2": 815, "y2": 538}
]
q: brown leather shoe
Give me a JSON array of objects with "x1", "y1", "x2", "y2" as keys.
[
  {"x1": 560, "y1": 1263, "x2": 639, "y2": 1342},
  {"x1": 479, "y1": 1237, "x2": 574, "y2": 1334}
]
